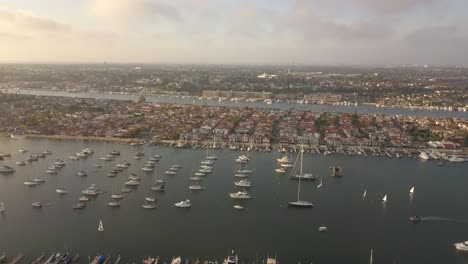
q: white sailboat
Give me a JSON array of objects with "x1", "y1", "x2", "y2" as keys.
[
  {"x1": 409, "y1": 186, "x2": 415, "y2": 195},
  {"x1": 98, "y1": 219, "x2": 104, "y2": 232},
  {"x1": 291, "y1": 144, "x2": 316, "y2": 181},
  {"x1": 288, "y1": 146, "x2": 314, "y2": 208},
  {"x1": 0, "y1": 202, "x2": 5, "y2": 212},
  {"x1": 382, "y1": 194, "x2": 387, "y2": 203},
  {"x1": 369, "y1": 249, "x2": 373, "y2": 264},
  {"x1": 317, "y1": 177, "x2": 323, "y2": 188},
  {"x1": 362, "y1": 189, "x2": 367, "y2": 198}
]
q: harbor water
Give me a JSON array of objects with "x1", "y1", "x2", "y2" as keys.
[{"x1": 0, "y1": 138, "x2": 468, "y2": 263}]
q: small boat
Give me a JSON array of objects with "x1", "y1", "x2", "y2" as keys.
[
  {"x1": 0, "y1": 166, "x2": 16, "y2": 173},
  {"x1": 234, "y1": 179, "x2": 251, "y2": 187},
  {"x1": 234, "y1": 173, "x2": 248, "y2": 178},
  {"x1": 189, "y1": 176, "x2": 202, "y2": 181},
  {"x1": 280, "y1": 163, "x2": 293, "y2": 168},
  {"x1": 319, "y1": 226, "x2": 328, "y2": 232},
  {"x1": 24, "y1": 181, "x2": 39, "y2": 186},
  {"x1": 382, "y1": 194, "x2": 387, "y2": 203},
  {"x1": 275, "y1": 167, "x2": 286, "y2": 173},
  {"x1": 77, "y1": 170, "x2": 87, "y2": 177},
  {"x1": 165, "y1": 170, "x2": 176, "y2": 175},
  {"x1": 237, "y1": 169, "x2": 253, "y2": 174},
  {"x1": 194, "y1": 172, "x2": 205, "y2": 176},
  {"x1": 19, "y1": 148, "x2": 29, "y2": 153},
  {"x1": 317, "y1": 177, "x2": 323, "y2": 188},
  {"x1": 124, "y1": 180, "x2": 140, "y2": 186},
  {"x1": 233, "y1": 205, "x2": 244, "y2": 210},
  {"x1": 229, "y1": 191, "x2": 251, "y2": 199},
  {"x1": 174, "y1": 199, "x2": 191, "y2": 208},
  {"x1": 454, "y1": 241, "x2": 468, "y2": 251},
  {"x1": 224, "y1": 251, "x2": 238, "y2": 264},
  {"x1": 151, "y1": 184, "x2": 165, "y2": 191},
  {"x1": 362, "y1": 189, "x2": 367, "y2": 198},
  {"x1": 409, "y1": 186, "x2": 415, "y2": 195},
  {"x1": 410, "y1": 216, "x2": 421, "y2": 223},
  {"x1": 108, "y1": 201, "x2": 120, "y2": 207},
  {"x1": 56, "y1": 188, "x2": 68, "y2": 194},
  {"x1": 168, "y1": 167, "x2": 179, "y2": 172},
  {"x1": 128, "y1": 173, "x2": 141, "y2": 181},
  {"x1": 172, "y1": 164, "x2": 182, "y2": 168},
  {"x1": 201, "y1": 160, "x2": 214, "y2": 165},
  {"x1": 111, "y1": 194, "x2": 124, "y2": 199},
  {"x1": 72, "y1": 202, "x2": 87, "y2": 209},
  {"x1": 110, "y1": 150, "x2": 120, "y2": 156},
  {"x1": 145, "y1": 197, "x2": 157, "y2": 202},
  {"x1": 189, "y1": 184, "x2": 204, "y2": 190},
  {"x1": 121, "y1": 188, "x2": 132, "y2": 193},
  {"x1": 98, "y1": 219, "x2": 104, "y2": 232},
  {"x1": 277, "y1": 155, "x2": 290, "y2": 163},
  {"x1": 142, "y1": 203, "x2": 156, "y2": 209},
  {"x1": 79, "y1": 196, "x2": 90, "y2": 202},
  {"x1": 171, "y1": 257, "x2": 181, "y2": 264},
  {"x1": 33, "y1": 177, "x2": 45, "y2": 183},
  {"x1": 16, "y1": 161, "x2": 26, "y2": 166},
  {"x1": 206, "y1": 155, "x2": 217, "y2": 160},
  {"x1": 0, "y1": 202, "x2": 5, "y2": 212},
  {"x1": 32, "y1": 201, "x2": 42, "y2": 208}
]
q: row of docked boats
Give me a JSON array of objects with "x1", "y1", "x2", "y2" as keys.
[
  {"x1": 230, "y1": 154, "x2": 253, "y2": 209},
  {"x1": 419, "y1": 151, "x2": 465, "y2": 163}
]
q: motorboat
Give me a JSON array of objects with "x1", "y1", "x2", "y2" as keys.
[
  {"x1": 277, "y1": 155, "x2": 290, "y2": 163},
  {"x1": 189, "y1": 184, "x2": 204, "y2": 190},
  {"x1": 165, "y1": 170, "x2": 176, "y2": 175},
  {"x1": 419, "y1": 151, "x2": 430, "y2": 160},
  {"x1": 275, "y1": 167, "x2": 286, "y2": 173},
  {"x1": 77, "y1": 170, "x2": 87, "y2": 177},
  {"x1": 124, "y1": 179, "x2": 140, "y2": 186},
  {"x1": 229, "y1": 191, "x2": 252, "y2": 199},
  {"x1": 174, "y1": 200, "x2": 191, "y2": 208},
  {"x1": 121, "y1": 188, "x2": 132, "y2": 193},
  {"x1": 33, "y1": 177, "x2": 45, "y2": 183},
  {"x1": 108, "y1": 201, "x2": 120, "y2": 207},
  {"x1": 142, "y1": 203, "x2": 156, "y2": 209},
  {"x1": 151, "y1": 184, "x2": 165, "y2": 191},
  {"x1": 16, "y1": 161, "x2": 26, "y2": 166},
  {"x1": 24, "y1": 181, "x2": 39, "y2": 186},
  {"x1": 454, "y1": 241, "x2": 468, "y2": 251},
  {"x1": 32, "y1": 202, "x2": 42, "y2": 208},
  {"x1": 201, "y1": 160, "x2": 214, "y2": 165},
  {"x1": 72, "y1": 203, "x2": 87, "y2": 209},
  {"x1": 0, "y1": 166, "x2": 16, "y2": 173},
  {"x1": 128, "y1": 173, "x2": 141, "y2": 181},
  {"x1": 112, "y1": 194, "x2": 124, "y2": 199},
  {"x1": 79, "y1": 196, "x2": 90, "y2": 202},
  {"x1": 234, "y1": 179, "x2": 251, "y2": 187},
  {"x1": 319, "y1": 226, "x2": 328, "y2": 232},
  {"x1": 116, "y1": 162, "x2": 131, "y2": 168},
  {"x1": 410, "y1": 216, "x2": 421, "y2": 223},
  {"x1": 142, "y1": 166, "x2": 154, "y2": 172},
  {"x1": 110, "y1": 150, "x2": 120, "y2": 156},
  {"x1": 189, "y1": 176, "x2": 202, "y2": 181},
  {"x1": 233, "y1": 205, "x2": 244, "y2": 210},
  {"x1": 56, "y1": 188, "x2": 68, "y2": 194},
  {"x1": 145, "y1": 197, "x2": 157, "y2": 202},
  {"x1": 223, "y1": 251, "x2": 238, "y2": 264}
]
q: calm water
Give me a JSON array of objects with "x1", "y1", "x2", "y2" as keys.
[
  {"x1": 0, "y1": 138, "x2": 468, "y2": 263},
  {"x1": 7, "y1": 89, "x2": 468, "y2": 119}
]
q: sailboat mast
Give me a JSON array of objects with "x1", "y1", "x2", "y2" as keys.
[
  {"x1": 300, "y1": 144, "x2": 303, "y2": 176},
  {"x1": 297, "y1": 175, "x2": 301, "y2": 201}
]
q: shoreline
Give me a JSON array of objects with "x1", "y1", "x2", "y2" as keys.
[{"x1": 20, "y1": 134, "x2": 136, "y2": 143}]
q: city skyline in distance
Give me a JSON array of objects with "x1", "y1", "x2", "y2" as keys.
[{"x1": 1, "y1": 0, "x2": 468, "y2": 65}]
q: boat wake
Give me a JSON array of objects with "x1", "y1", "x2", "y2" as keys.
[{"x1": 420, "y1": 217, "x2": 468, "y2": 224}]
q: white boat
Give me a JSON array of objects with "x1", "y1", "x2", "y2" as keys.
[
  {"x1": 362, "y1": 189, "x2": 367, "y2": 198},
  {"x1": 201, "y1": 160, "x2": 214, "y2": 165},
  {"x1": 189, "y1": 184, "x2": 204, "y2": 190},
  {"x1": 229, "y1": 191, "x2": 251, "y2": 199},
  {"x1": 288, "y1": 145, "x2": 313, "y2": 208},
  {"x1": 280, "y1": 163, "x2": 293, "y2": 168},
  {"x1": 108, "y1": 201, "x2": 120, "y2": 207},
  {"x1": 56, "y1": 188, "x2": 68, "y2": 194},
  {"x1": 33, "y1": 177, "x2": 45, "y2": 182},
  {"x1": 128, "y1": 173, "x2": 141, "y2": 181},
  {"x1": 124, "y1": 179, "x2": 140, "y2": 186},
  {"x1": 32, "y1": 202, "x2": 42, "y2": 208},
  {"x1": 200, "y1": 165, "x2": 212, "y2": 169},
  {"x1": 82, "y1": 184, "x2": 99, "y2": 196},
  {"x1": 79, "y1": 196, "x2": 90, "y2": 202},
  {"x1": 142, "y1": 166, "x2": 154, "y2": 172},
  {"x1": 172, "y1": 164, "x2": 182, "y2": 168},
  {"x1": 171, "y1": 257, "x2": 181, "y2": 264},
  {"x1": 77, "y1": 170, "x2": 87, "y2": 177},
  {"x1": 275, "y1": 167, "x2": 286, "y2": 173},
  {"x1": 448, "y1": 156, "x2": 465, "y2": 162},
  {"x1": 189, "y1": 176, "x2": 202, "y2": 181},
  {"x1": 0, "y1": 202, "x2": 4, "y2": 212},
  {"x1": 121, "y1": 188, "x2": 132, "y2": 193},
  {"x1": 277, "y1": 155, "x2": 290, "y2": 163},
  {"x1": 98, "y1": 219, "x2": 104, "y2": 232},
  {"x1": 19, "y1": 148, "x2": 29, "y2": 153},
  {"x1": 194, "y1": 172, "x2": 205, "y2": 176},
  {"x1": 409, "y1": 187, "x2": 415, "y2": 195},
  {"x1": 175, "y1": 200, "x2": 191, "y2": 208},
  {"x1": 0, "y1": 166, "x2": 16, "y2": 173},
  {"x1": 454, "y1": 241, "x2": 468, "y2": 251},
  {"x1": 223, "y1": 251, "x2": 238, "y2": 264},
  {"x1": 237, "y1": 169, "x2": 253, "y2": 174},
  {"x1": 165, "y1": 170, "x2": 176, "y2": 175},
  {"x1": 111, "y1": 194, "x2": 124, "y2": 199},
  {"x1": 419, "y1": 152, "x2": 430, "y2": 160},
  {"x1": 142, "y1": 203, "x2": 156, "y2": 209},
  {"x1": 116, "y1": 162, "x2": 131, "y2": 168},
  {"x1": 382, "y1": 194, "x2": 388, "y2": 203},
  {"x1": 233, "y1": 205, "x2": 244, "y2": 210},
  {"x1": 145, "y1": 197, "x2": 156, "y2": 202},
  {"x1": 199, "y1": 168, "x2": 212, "y2": 173},
  {"x1": 206, "y1": 155, "x2": 217, "y2": 160},
  {"x1": 16, "y1": 161, "x2": 26, "y2": 166},
  {"x1": 46, "y1": 169, "x2": 58, "y2": 174},
  {"x1": 24, "y1": 181, "x2": 39, "y2": 186},
  {"x1": 168, "y1": 167, "x2": 179, "y2": 172},
  {"x1": 234, "y1": 179, "x2": 251, "y2": 187},
  {"x1": 234, "y1": 173, "x2": 248, "y2": 178},
  {"x1": 319, "y1": 226, "x2": 328, "y2": 232}
]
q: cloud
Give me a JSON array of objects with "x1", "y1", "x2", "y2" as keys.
[
  {"x1": 86, "y1": 0, "x2": 179, "y2": 21},
  {"x1": 0, "y1": 8, "x2": 70, "y2": 34},
  {"x1": 350, "y1": 0, "x2": 438, "y2": 14}
]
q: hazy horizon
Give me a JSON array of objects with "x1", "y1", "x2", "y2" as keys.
[{"x1": 1, "y1": 0, "x2": 468, "y2": 65}]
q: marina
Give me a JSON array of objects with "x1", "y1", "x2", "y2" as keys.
[{"x1": 0, "y1": 137, "x2": 467, "y2": 263}]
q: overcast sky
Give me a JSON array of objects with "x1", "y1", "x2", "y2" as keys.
[{"x1": 1, "y1": 0, "x2": 467, "y2": 65}]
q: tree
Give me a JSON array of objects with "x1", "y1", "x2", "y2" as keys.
[{"x1": 138, "y1": 95, "x2": 146, "y2": 103}]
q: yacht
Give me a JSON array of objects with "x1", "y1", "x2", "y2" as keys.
[
  {"x1": 189, "y1": 176, "x2": 202, "y2": 181},
  {"x1": 419, "y1": 152, "x2": 430, "y2": 160},
  {"x1": 82, "y1": 184, "x2": 99, "y2": 196},
  {"x1": 0, "y1": 166, "x2": 15, "y2": 173},
  {"x1": 172, "y1": 164, "x2": 182, "y2": 168},
  {"x1": 46, "y1": 168, "x2": 59, "y2": 174},
  {"x1": 110, "y1": 150, "x2": 120, "y2": 156},
  {"x1": 206, "y1": 155, "x2": 218, "y2": 160},
  {"x1": 79, "y1": 196, "x2": 90, "y2": 202},
  {"x1": 229, "y1": 191, "x2": 252, "y2": 199},
  {"x1": 201, "y1": 160, "x2": 214, "y2": 165},
  {"x1": 33, "y1": 177, "x2": 45, "y2": 183},
  {"x1": 234, "y1": 173, "x2": 248, "y2": 178},
  {"x1": 145, "y1": 197, "x2": 157, "y2": 202},
  {"x1": 165, "y1": 170, "x2": 176, "y2": 175},
  {"x1": 174, "y1": 200, "x2": 192, "y2": 208},
  {"x1": 319, "y1": 226, "x2": 328, "y2": 232},
  {"x1": 124, "y1": 179, "x2": 140, "y2": 186},
  {"x1": 448, "y1": 156, "x2": 465, "y2": 162},
  {"x1": 277, "y1": 155, "x2": 290, "y2": 163},
  {"x1": 24, "y1": 180, "x2": 39, "y2": 186},
  {"x1": 199, "y1": 168, "x2": 212, "y2": 173},
  {"x1": 168, "y1": 167, "x2": 179, "y2": 172},
  {"x1": 53, "y1": 160, "x2": 66, "y2": 167},
  {"x1": 291, "y1": 173, "x2": 317, "y2": 181},
  {"x1": 194, "y1": 172, "x2": 205, "y2": 176},
  {"x1": 116, "y1": 162, "x2": 131, "y2": 168},
  {"x1": 142, "y1": 166, "x2": 154, "y2": 172},
  {"x1": 16, "y1": 161, "x2": 26, "y2": 166},
  {"x1": 111, "y1": 194, "x2": 124, "y2": 199},
  {"x1": 56, "y1": 188, "x2": 68, "y2": 194},
  {"x1": 151, "y1": 184, "x2": 165, "y2": 191},
  {"x1": 200, "y1": 165, "x2": 213, "y2": 169},
  {"x1": 454, "y1": 241, "x2": 468, "y2": 251},
  {"x1": 100, "y1": 155, "x2": 114, "y2": 161},
  {"x1": 32, "y1": 202, "x2": 42, "y2": 208},
  {"x1": 128, "y1": 173, "x2": 141, "y2": 181},
  {"x1": 234, "y1": 179, "x2": 252, "y2": 187},
  {"x1": 142, "y1": 203, "x2": 157, "y2": 209}
]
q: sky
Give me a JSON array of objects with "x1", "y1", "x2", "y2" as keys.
[{"x1": 0, "y1": 0, "x2": 467, "y2": 65}]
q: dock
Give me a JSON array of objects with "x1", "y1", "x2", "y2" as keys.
[{"x1": 8, "y1": 253, "x2": 23, "y2": 264}]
